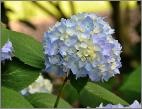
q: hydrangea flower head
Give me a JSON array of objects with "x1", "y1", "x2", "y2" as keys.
[
  {"x1": 97, "y1": 100, "x2": 141, "y2": 108},
  {"x1": 43, "y1": 13, "x2": 122, "y2": 81},
  {"x1": 1, "y1": 40, "x2": 13, "y2": 61},
  {"x1": 21, "y1": 75, "x2": 53, "y2": 95}
]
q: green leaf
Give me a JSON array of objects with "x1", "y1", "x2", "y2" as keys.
[
  {"x1": 1, "y1": 28, "x2": 44, "y2": 68},
  {"x1": 80, "y1": 88, "x2": 107, "y2": 107},
  {"x1": 119, "y1": 66, "x2": 141, "y2": 93},
  {"x1": 62, "y1": 83, "x2": 79, "y2": 105},
  {"x1": 119, "y1": 66, "x2": 141, "y2": 103},
  {"x1": 80, "y1": 82, "x2": 129, "y2": 107},
  {"x1": 69, "y1": 73, "x2": 88, "y2": 93},
  {"x1": 2, "y1": 87, "x2": 33, "y2": 108},
  {"x1": 2, "y1": 58, "x2": 40, "y2": 91},
  {"x1": 26, "y1": 93, "x2": 72, "y2": 108}
]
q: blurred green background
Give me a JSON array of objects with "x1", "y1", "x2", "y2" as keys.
[{"x1": 1, "y1": 1, "x2": 141, "y2": 108}]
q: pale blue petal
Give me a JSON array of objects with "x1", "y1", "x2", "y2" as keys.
[
  {"x1": 1, "y1": 40, "x2": 13, "y2": 61},
  {"x1": 97, "y1": 100, "x2": 141, "y2": 108},
  {"x1": 48, "y1": 55, "x2": 61, "y2": 64},
  {"x1": 46, "y1": 41, "x2": 59, "y2": 56}
]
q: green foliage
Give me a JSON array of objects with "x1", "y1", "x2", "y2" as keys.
[
  {"x1": 119, "y1": 66, "x2": 141, "y2": 93},
  {"x1": 26, "y1": 93, "x2": 72, "y2": 108},
  {"x1": 62, "y1": 83, "x2": 79, "y2": 105},
  {"x1": 69, "y1": 73, "x2": 88, "y2": 93},
  {"x1": 1, "y1": 28, "x2": 44, "y2": 68},
  {"x1": 80, "y1": 88, "x2": 107, "y2": 107},
  {"x1": 1, "y1": 87, "x2": 33, "y2": 108},
  {"x1": 79, "y1": 82, "x2": 129, "y2": 107},
  {"x1": 96, "y1": 77, "x2": 119, "y2": 91},
  {"x1": 2, "y1": 58, "x2": 40, "y2": 91},
  {"x1": 119, "y1": 66, "x2": 141, "y2": 103}
]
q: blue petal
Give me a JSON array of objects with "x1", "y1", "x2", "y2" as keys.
[
  {"x1": 76, "y1": 68, "x2": 88, "y2": 78},
  {"x1": 70, "y1": 62, "x2": 78, "y2": 75},
  {"x1": 85, "y1": 62, "x2": 93, "y2": 71},
  {"x1": 45, "y1": 64, "x2": 65, "y2": 76},
  {"x1": 1, "y1": 40, "x2": 13, "y2": 53},
  {"x1": 46, "y1": 41, "x2": 59, "y2": 56},
  {"x1": 80, "y1": 16, "x2": 94, "y2": 32},
  {"x1": 1, "y1": 52, "x2": 12, "y2": 61},
  {"x1": 88, "y1": 69, "x2": 100, "y2": 81},
  {"x1": 65, "y1": 35, "x2": 77, "y2": 46},
  {"x1": 48, "y1": 55, "x2": 61, "y2": 64},
  {"x1": 1, "y1": 40, "x2": 13, "y2": 61}
]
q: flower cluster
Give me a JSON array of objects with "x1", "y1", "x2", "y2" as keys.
[
  {"x1": 21, "y1": 75, "x2": 53, "y2": 95},
  {"x1": 1, "y1": 40, "x2": 13, "y2": 61},
  {"x1": 43, "y1": 13, "x2": 122, "y2": 81},
  {"x1": 97, "y1": 100, "x2": 141, "y2": 108}
]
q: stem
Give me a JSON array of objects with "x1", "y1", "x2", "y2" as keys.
[{"x1": 54, "y1": 75, "x2": 68, "y2": 108}]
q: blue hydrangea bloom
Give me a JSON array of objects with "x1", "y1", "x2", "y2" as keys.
[
  {"x1": 1, "y1": 40, "x2": 13, "y2": 61},
  {"x1": 43, "y1": 13, "x2": 122, "y2": 81},
  {"x1": 97, "y1": 100, "x2": 141, "y2": 108}
]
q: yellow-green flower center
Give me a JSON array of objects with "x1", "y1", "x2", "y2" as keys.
[{"x1": 77, "y1": 36, "x2": 96, "y2": 61}]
